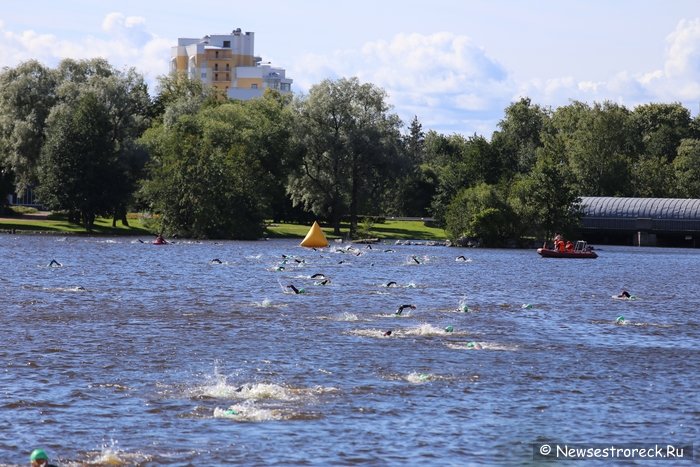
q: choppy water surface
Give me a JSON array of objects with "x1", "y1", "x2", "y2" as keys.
[{"x1": 0, "y1": 236, "x2": 698, "y2": 465}]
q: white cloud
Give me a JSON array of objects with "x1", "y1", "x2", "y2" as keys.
[
  {"x1": 291, "y1": 32, "x2": 513, "y2": 135},
  {"x1": 0, "y1": 13, "x2": 171, "y2": 93}
]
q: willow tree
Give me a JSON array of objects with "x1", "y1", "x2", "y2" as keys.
[
  {"x1": 0, "y1": 60, "x2": 58, "y2": 193},
  {"x1": 288, "y1": 77, "x2": 402, "y2": 236}
]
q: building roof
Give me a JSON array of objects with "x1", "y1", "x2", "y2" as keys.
[{"x1": 581, "y1": 197, "x2": 700, "y2": 219}]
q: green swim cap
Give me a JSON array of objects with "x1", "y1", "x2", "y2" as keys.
[
  {"x1": 444, "y1": 325, "x2": 454, "y2": 332},
  {"x1": 30, "y1": 449, "x2": 49, "y2": 461},
  {"x1": 225, "y1": 409, "x2": 238, "y2": 415},
  {"x1": 616, "y1": 316, "x2": 625, "y2": 323}
]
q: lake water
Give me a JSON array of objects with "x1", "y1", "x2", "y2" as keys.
[{"x1": 0, "y1": 235, "x2": 698, "y2": 465}]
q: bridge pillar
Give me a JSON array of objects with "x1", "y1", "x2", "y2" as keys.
[{"x1": 634, "y1": 231, "x2": 657, "y2": 246}]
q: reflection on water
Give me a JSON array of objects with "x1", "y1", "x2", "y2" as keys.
[{"x1": 0, "y1": 236, "x2": 699, "y2": 465}]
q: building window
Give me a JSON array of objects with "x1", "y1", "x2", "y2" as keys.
[
  {"x1": 215, "y1": 73, "x2": 218, "y2": 81},
  {"x1": 226, "y1": 73, "x2": 230, "y2": 81},
  {"x1": 215, "y1": 51, "x2": 219, "y2": 58},
  {"x1": 251, "y1": 83, "x2": 258, "y2": 89},
  {"x1": 223, "y1": 40, "x2": 230, "y2": 48},
  {"x1": 226, "y1": 64, "x2": 230, "y2": 71},
  {"x1": 281, "y1": 83, "x2": 291, "y2": 91},
  {"x1": 201, "y1": 72, "x2": 207, "y2": 79},
  {"x1": 214, "y1": 64, "x2": 218, "y2": 71}
]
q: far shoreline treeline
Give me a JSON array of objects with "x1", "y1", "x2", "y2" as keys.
[{"x1": 2, "y1": 58, "x2": 700, "y2": 245}]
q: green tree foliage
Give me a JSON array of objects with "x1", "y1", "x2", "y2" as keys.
[
  {"x1": 0, "y1": 60, "x2": 58, "y2": 192},
  {"x1": 150, "y1": 73, "x2": 219, "y2": 124},
  {"x1": 288, "y1": 77, "x2": 402, "y2": 236},
  {"x1": 630, "y1": 155, "x2": 675, "y2": 198},
  {"x1": 140, "y1": 103, "x2": 267, "y2": 239},
  {"x1": 445, "y1": 183, "x2": 514, "y2": 246},
  {"x1": 673, "y1": 139, "x2": 700, "y2": 198},
  {"x1": 552, "y1": 101, "x2": 637, "y2": 196},
  {"x1": 631, "y1": 103, "x2": 691, "y2": 161},
  {"x1": 425, "y1": 132, "x2": 500, "y2": 226},
  {"x1": 37, "y1": 92, "x2": 119, "y2": 230},
  {"x1": 240, "y1": 90, "x2": 298, "y2": 222},
  {"x1": 491, "y1": 97, "x2": 550, "y2": 175},
  {"x1": 509, "y1": 134, "x2": 582, "y2": 242}
]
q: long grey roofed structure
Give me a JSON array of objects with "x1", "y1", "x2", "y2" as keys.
[{"x1": 580, "y1": 197, "x2": 700, "y2": 232}]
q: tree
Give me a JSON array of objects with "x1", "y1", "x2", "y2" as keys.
[
  {"x1": 140, "y1": 103, "x2": 267, "y2": 239},
  {"x1": 491, "y1": 97, "x2": 550, "y2": 175},
  {"x1": 37, "y1": 92, "x2": 120, "y2": 230},
  {"x1": 673, "y1": 138, "x2": 700, "y2": 198},
  {"x1": 425, "y1": 132, "x2": 499, "y2": 226},
  {"x1": 445, "y1": 183, "x2": 514, "y2": 246},
  {"x1": 0, "y1": 60, "x2": 58, "y2": 193},
  {"x1": 630, "y1": 103, "x2": 691, "y2": 161},
  {"x1": 509, "y1": 134, "x2": 582, "y2": 243},
  {"x1": 552, "y1": 101, "x2": 637, "y2": 196},
  {"x1": 288, "y1": 77, "x2": 402, "y2": 236}
]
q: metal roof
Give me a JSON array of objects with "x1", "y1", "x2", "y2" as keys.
[{"x1": 581, "y1": 197, "x2": 700, "y2": 219}]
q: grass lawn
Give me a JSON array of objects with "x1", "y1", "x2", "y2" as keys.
[
  {"x1": 1, "y1": 212, "x2": 446, "y2": 240},
  {"x1": 265, "y1": 219, "x2": 447, "y2": 241},
  {"x1": 0, "y1": 213, "x2": 151, "y2": 235}
]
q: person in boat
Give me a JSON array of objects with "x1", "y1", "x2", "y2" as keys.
[
  {"x1": 47, "y1": 259, "x2": 62, "y2": 267},
  {"x1": 617, "y1": 290, "x2": 631, "y2": 299},
  {"x1": 565, "y1": 241, "x2": 574, "y2": 251},
  {"x1": 154, "y1": 234, "x2": 167, "y2": 244},
  {"x1": 395, "y1": 304, "x2": 416, "y2": 315}
]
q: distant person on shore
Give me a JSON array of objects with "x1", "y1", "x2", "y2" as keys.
[
  {"x1": 47, "y1": 259, "x2": 61, "y2": 267},
  {"x1": 30, "y1": 449, "x2": 57, "y2": 467}
]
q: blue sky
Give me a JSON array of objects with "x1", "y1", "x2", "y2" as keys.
[{"x1": 2, "y1": 0, "x2": 700, "y2": 136}]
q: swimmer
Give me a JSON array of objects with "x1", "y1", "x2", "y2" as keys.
[
  {"x1": 310, "y1": 273, "x2": 326, "y2": 279},
  {"x1": 617, "y1": 290, "x2": 631, "y2": 298},
  {"x1": 456, "y1": 255, "x2": 467, "y2": 261},
  {"x1": 385, "y1": 281, "x2": 398, "y2": 287},
  {"x1": 366, "y1": 244, "x2": 373, "y2": 249},
  {"x1": 287, "y1": 284, "x2": 305, "y2": 294},
  {"x1": 48, "y1": 259, "x2": 62, "y2": 267},
  {"x1": 444, "y1": 325, "x2": 454, "y2": 333},
  {"x1": 384, "y1": 249, "x2": 395, "y2": 253},
  {"x1": 411, "y1": 255, "x2": 421, "y2": 264},
  {"x1": 383, "y1": 330, "x2": 392, "y2": 336},
  {"x1": 30, "y1": 448, "x2": 57, "y2": 467},
  {"x1": 615, "y1": 315, "x2": 625, "y2": 325},
  {"x1": 294, "y1": 258, "x2": 305, "y2": 264},
  {"x1": 210, "y1": 258, "x2": 223, "y2": 264},
  {"x1": 315, "y1": 279, "x2": 331, "y2": 285},
  {"x1": 395, "y1": 304, "x2": 416, "y2": 315},
  {"x1": 466, "y1": 341, "x2": 483, "y2": 350}
]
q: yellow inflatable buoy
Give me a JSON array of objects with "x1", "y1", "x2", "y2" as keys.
[{"x1": 300, "y1": 221, "x2": 329, "y2": 248}]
